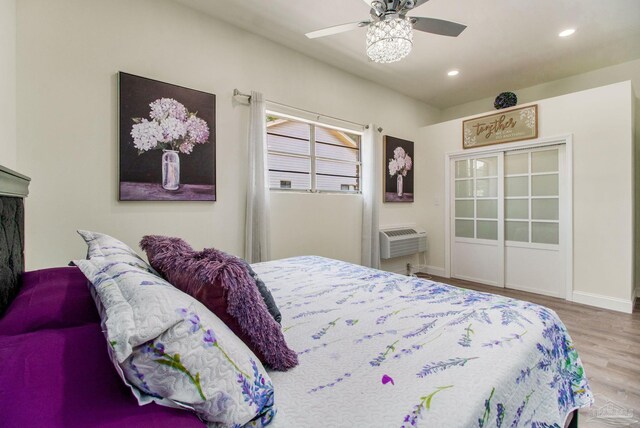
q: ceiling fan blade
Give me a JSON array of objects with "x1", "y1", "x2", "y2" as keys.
[
  {"x1": 411, "y1": 17, "x2": 466, "y2": 37},
  {"x1": 305, "y1": 21, "x2": 370, "y2": 39}
]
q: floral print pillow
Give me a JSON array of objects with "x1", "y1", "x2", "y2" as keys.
[
  {"x1": 77, "y1": 230, "x2": 158, "y2": 274},
  {"x1": 75, "y1": 258, "x2": 276, "y2": 427}
]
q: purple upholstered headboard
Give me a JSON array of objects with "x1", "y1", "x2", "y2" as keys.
[{"x1": 0, "y1": 165, "x2": 30, "y2": 316}]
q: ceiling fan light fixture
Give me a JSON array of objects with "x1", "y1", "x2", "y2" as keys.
[{"x1": 366, "y1": 17, "x2": 413, "y2": 63}]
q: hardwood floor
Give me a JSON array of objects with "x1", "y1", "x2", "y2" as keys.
[{"x1": 421, "y1": 274, "x2": 640, "y2": 427}]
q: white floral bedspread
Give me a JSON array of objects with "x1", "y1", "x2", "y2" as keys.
[{"x1": 252, "y1": 256, "x2": 593, "y2": 428}]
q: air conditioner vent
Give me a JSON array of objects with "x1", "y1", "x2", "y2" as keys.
[
  {"x1": 379, "y1": 228, "x2": 427, "y2": 259},
  {"x1": 384, "y1": 228, "x2": 416, "y2": 237}
]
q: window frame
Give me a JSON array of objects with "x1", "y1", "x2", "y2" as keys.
[{"x1": 266, "y1": 110, "x2": 363, "y2": 194}]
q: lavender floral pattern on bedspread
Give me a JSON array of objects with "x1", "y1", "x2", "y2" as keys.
[{"x1": 252, "y1": 256, "x2": 593, "y2": 428}]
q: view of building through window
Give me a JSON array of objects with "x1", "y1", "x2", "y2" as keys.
[{"x1": 266, "y1": 115, "x2": 361, "y2": 192}]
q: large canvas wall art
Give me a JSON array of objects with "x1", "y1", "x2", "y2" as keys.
[
  {"x1": 118, "y1": 72, "x2": 216, "y2": 201},
  {"x1": 384, "y1": 136, "x2": 414, "y2": 203}
]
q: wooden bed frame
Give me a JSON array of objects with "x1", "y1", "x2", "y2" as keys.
[{"x1": 0, "y1": 165, "x2": 30, "y2": 315}]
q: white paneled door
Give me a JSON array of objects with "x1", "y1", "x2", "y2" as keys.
[
  {"x1": 450, "y1": 145, "x2": 568, "y2": 297},
  {"x1": 452, "y1": 154, "x2": 504, "y2": 286}
]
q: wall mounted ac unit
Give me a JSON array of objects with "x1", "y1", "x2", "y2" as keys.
[{"x1": 379, "y1": 228, "x2": 427, "y2": 259}]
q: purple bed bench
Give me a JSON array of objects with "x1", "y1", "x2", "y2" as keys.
[{"x1": 0, "y1": 267, "x2": 205, "y2": 427}]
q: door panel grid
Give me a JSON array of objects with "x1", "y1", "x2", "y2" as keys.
[
  {"x1": 450, "y1": 144, "x2": 566, "y2": 297},
  {"x1": 505, "y1": 148, "x2": 559, "y2": 246},
  {"x1": 454, "y1": 156, "x2": 499, "y2": 241}
]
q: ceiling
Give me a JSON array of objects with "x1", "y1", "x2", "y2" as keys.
[{"x1": 175, "y1": 0, "x2": 640, "y2": 109}]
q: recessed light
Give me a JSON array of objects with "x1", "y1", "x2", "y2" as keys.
[
  {"x1": 447, "y1": 70, "x2": 459, "y2": 76},
  {"x1": 558, "y1": 28, "x2": 575, "y2": 37}
]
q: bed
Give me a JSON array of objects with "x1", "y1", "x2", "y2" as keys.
[
  {"x1": 0, "y1": 166, "x2": 593, "y2": 427},
  {"x1": 254, "y1": 257, "x2": 593, "y2": 427}
]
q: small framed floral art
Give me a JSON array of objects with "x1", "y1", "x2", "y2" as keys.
[
  {"x1": 384, "y1": 136, "x2": 414, "y2": 203},
  {"x1": 118, "y1": 72, "x2": 216, "y2": 201}
]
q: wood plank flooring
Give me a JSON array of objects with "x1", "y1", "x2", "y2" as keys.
[{"x1": 421, "y1": 274, "x2": 640, "y2": 427}]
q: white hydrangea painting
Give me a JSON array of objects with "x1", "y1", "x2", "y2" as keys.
[
  {"x1": 118, "y1": 72, "x2": 216, "y2": 201},
  {"x1": 384, "y1": 136, "x2": 414, "y2": 203}
]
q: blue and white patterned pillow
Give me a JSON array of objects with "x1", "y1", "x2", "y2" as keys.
[{"x1": 75, "y1": 258, "x2": 276, "y2": 427}]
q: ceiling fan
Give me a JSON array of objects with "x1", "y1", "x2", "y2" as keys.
[{"x1": 305, "y1": 0, "x2": 467, "y2": 63}]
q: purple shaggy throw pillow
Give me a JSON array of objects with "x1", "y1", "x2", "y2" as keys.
[{"x1": 140, "y1": 235, "x2": 298, "y2": 371}]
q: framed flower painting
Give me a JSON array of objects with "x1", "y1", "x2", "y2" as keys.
[
  {"x1": 384, "y1": 136, "x2": 414, "y2": 203},
  {"x1": 118, "y1": 72, "x2": 216, "y2": 201}
]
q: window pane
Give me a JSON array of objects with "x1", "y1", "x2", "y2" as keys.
[
  {"x1": 267, "y1": 118, "x2": 310, "y2": 140},
  {"x1": 455, "y1": 180, "x2": 473, "y2": 198},
  {"x1": 477, "y1": 220, "x2": 497, "y2": 240},
  {"x1": 266, "y1": 115, "x2": 361, "y2": 193},
  {"x1": 316, "y1": 159, "x2": 358, "y2": 178},
  {"x1": 315, "y1": 126, "x2": 359, "y2": 148},
  {"x1": 532, "y1": 174, "x2": 558, "y2": 196},
  {"x1": 455, "y1": 220, "x2": 474, "y2": 238},
  {"x1": 267, "y1": 134, "x2": 310, "y2": 156},
  {"x1": 269, "y1": 171, "x2": 310, "y2": 190},
  {"x1": 476, "y1": 178, "x2": 497, "y2": 197},
  {"x1": 477, "y1": 199, "x2": 497, "y2": 219},
  {"x1": 456, "y1": 160, "x2": 473, "y2": 179},
  {"x1": 506, "y1": 221, "x2": 529, "y2": 242},
  {"x1": 505, "y1": 176, "x2": 528, "y2": 197},
  {"x1": 532, "y1": 222, "x2": 559, "y2": 244},
  {"x1": 455, "y1": 200, "x2": 474, "y2": 218},
  {"x1": 317, "y1": 175, "x2": 358, "y2": 192},
  {"x1": 505, "y1": 153, "x2": 528, "y2": 175},
  {"x1": 268, "y1": 153, "x2": 310, "y2": 173},
  {"x1": 316, "y1": 142, "x2": 359, "y2": 162},
  {"x1": 532, "y1": 198, "x2": 559, "y2": 220},
  {"x1": 531, "y1": 150, "x2": 558, "y2": 173},
  {"x1": 505, "y1": 199, "x2": 528, "y2": 219},
  {"x1": 475, "y1": 157, "x2": 498, "y2": 177}
]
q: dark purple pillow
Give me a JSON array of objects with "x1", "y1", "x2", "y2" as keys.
[
  {"x1": 0, "y1": 324, "x2": 203, "y2": 427},
  {"x1": 140, "y1": 235, "x2": 298, "y2": 371},
  {"x1": 0, "y1": 267, "x2": 99, "y2": 336}
]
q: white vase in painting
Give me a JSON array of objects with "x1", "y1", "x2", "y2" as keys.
[
  {"x1": 162, "y1": 150, "x2": 180, "y2": 190},
  {"x1": 397, "y1": 174, "x2": 403, "y2": 197}
]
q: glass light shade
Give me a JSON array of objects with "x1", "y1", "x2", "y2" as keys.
[{"x1": 366, "y1": 17, "x2": 413, "y2": 63}]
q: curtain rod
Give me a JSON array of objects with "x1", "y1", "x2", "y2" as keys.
[{"x1": 233, "y1": 88, "x2": 377, "y2": 131}]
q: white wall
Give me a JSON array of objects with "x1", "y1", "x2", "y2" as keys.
[
  {"x1": 635, "y1": 95, "x2": 640, "y2": 299},
  {"x1": 441, "y1": 59, "x2": 640, "y2": 121},
  {"x1": 420, "y1": 82, "x2": 635, "y2": 308},
  {"x1": 16, "y1": 0, "x2": 439, "y2": 270},
  {"x1": 0, "y1": 0, "x2": 17, "y2": 169}
]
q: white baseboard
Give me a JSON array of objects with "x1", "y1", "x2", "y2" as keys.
[
  {"x1": 572, "y1": 291, "x2": 634, "y2": 314},
  {"x1": 417, "y1": 265, "x2": 447, "y2": 278},
  {"x1": 449, "y1": 274, "x2": 500, "y2": 288},
  {"x1": 505, "y1": 284, "x2": 562, "y2": 299}
]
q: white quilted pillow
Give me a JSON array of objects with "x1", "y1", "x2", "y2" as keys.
[
  {"x1": 77, "y1": 229, "x2": 158, "y2": 274},
  {"x1": 75, "y1": 258, "x2": 276, "y2": 427}
]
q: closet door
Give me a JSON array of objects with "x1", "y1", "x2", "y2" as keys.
[
  {"x1": 504, "y1": 146, "x2": 565, "y2": 297},
  {"x1": 451, "y1": 154, "x2": 504, "y2": 287}
]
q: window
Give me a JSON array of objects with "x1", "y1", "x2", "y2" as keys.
[
  {"x1": 505, "y1": 149, "x2": 560, "y2": 245},
  {"x1": 454, "y1": 156, "x2": 499, "y2": 240},
  {"x1": 266, "y1": 114, "x2": 361, "y2": 193}
]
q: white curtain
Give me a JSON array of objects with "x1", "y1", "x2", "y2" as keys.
[
  {"x1": 245, "y1": 91, "x2": 271, "y2": 263},
  {"x1": 361, "y1": 124, "x2": 381, "y2": 269}
]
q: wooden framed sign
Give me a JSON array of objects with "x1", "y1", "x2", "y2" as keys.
[{"x1": 463, "y1": 105, "x2": 538, "y2": 149}]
